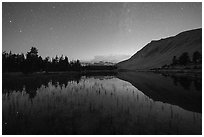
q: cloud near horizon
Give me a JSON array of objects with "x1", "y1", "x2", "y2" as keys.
[{"x1": 91, "y1": 54, "x2": 131, "y2": 63}]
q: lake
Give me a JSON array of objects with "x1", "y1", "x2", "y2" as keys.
[{"x1": 2, "y1": 72, "x2": 202, "y2": 135}]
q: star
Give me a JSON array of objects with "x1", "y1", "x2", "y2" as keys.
[
  {"x1": 19, "y1": 29, "x2": 22, "y2": 33},
  {"x1": 9, "y1": 20, "x2": 12, "y2": 23}
]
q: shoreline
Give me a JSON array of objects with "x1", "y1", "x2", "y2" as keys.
[
  {"x1": 3, "y1": 68, "x2": 202, "y2": 78},
  {"x1": 118, "y1": 68, "x2": 201, "y2": 73},
  {"x1": 118, "y1": 68, "x2": 202, "y2": 79},
  {"x1": 2, "y1": 70, "x2": 118, "y2": 78}
]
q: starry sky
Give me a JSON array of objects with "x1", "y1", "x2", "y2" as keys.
[{"x1": 2, "y1": 2, "x2": 202, "y2": 61}]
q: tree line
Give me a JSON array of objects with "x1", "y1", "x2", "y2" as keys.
[
  {"x1": 2, "y1": 47, "x2": 81, "y2": 73},
  {"x1": 2, "y1": 47, "x2": 116, "y2": 74},
  {"x1": 162, "y1": 51, "x2": 201, "y2": 69},
  {"x1": 171, "y1": 51, "x2": 201, "y2": 66}
]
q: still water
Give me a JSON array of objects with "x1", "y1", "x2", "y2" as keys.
[{"x1": 2, "y1": 72, "x2": 202, "y2": 134}]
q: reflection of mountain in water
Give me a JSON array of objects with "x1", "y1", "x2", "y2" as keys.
[
  {"x1": 3, "y1": 72, "x2": 202, "y2": 113},
  {"x1": 117, "y1": 72, "x2": 202, "y2": 113},
  {"x1": 3, "y1": 76, "x2": 202, "y2": 134}
]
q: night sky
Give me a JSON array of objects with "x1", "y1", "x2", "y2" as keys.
[{"x1": 2, "y1": 2, "x2": 202, "y2": 61}]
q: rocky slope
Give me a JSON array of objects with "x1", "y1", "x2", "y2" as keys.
[{"x1": 117, "y1": 28, "x2": 202, "y2": 70}]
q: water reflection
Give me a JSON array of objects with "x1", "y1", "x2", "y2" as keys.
[
  {"x1": 3, "y1": 73, "x2": 81, "y2": 99},
  {"x1": 117, "y1": 72, "x2": 202, "y2": 113},
  {"x1": 2, "y1": 72, "x2": 202, "y2": 134},
  {"x1": 170, "y1": 75, "x2": 202, "y2": 91}
]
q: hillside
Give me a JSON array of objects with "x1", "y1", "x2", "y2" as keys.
[{"x1": 117, "y1": 28, "x2": 202, "y2": 70}]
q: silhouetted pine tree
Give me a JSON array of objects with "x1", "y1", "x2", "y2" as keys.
[
  {"x1": 2, "y1": 46, "x2": 117, "y2": 73},
  {"x1": 193, "y1": 51, "x2": 201, "y2": 64},
  {"x1": 172, "y1": 56, "x2": 178, "y2": 65},
  {"x1": 179, "y1": 52, "x2": 190, "y2": 66}
]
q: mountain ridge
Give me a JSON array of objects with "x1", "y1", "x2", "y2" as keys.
[{"x1": 117, "y1": 28, "x2": 202, "y2": 70}]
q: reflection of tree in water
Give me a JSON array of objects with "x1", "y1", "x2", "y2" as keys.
[
  {"x1": 3, "y1": 74, "x2": 82, "y2": 99},
  {"x1": 170, "y1": 75, "x2": 201, "y2": 91},
  {"x1": 194, "y1": 79, "x2": 202, "y2": 91},
  {"x1": 3, "y1": 77, "x2": 47, "y2": 97},
  {"x1": 3, "y1": 73, "x2": 116, "y2": 99},
  {"x1": 172, "y1": 76, "x2": 178, "y2": 86},
  {"x1": 178, "y1": 77, "x2": 192, "y2": 90},
  {"x1": 27, "y1": 88, "x2": 37, "y2": 99}
]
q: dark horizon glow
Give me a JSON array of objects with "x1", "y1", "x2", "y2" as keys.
[{"x1": 2, "y1": 2, "x2": 202, "y2": 61}]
